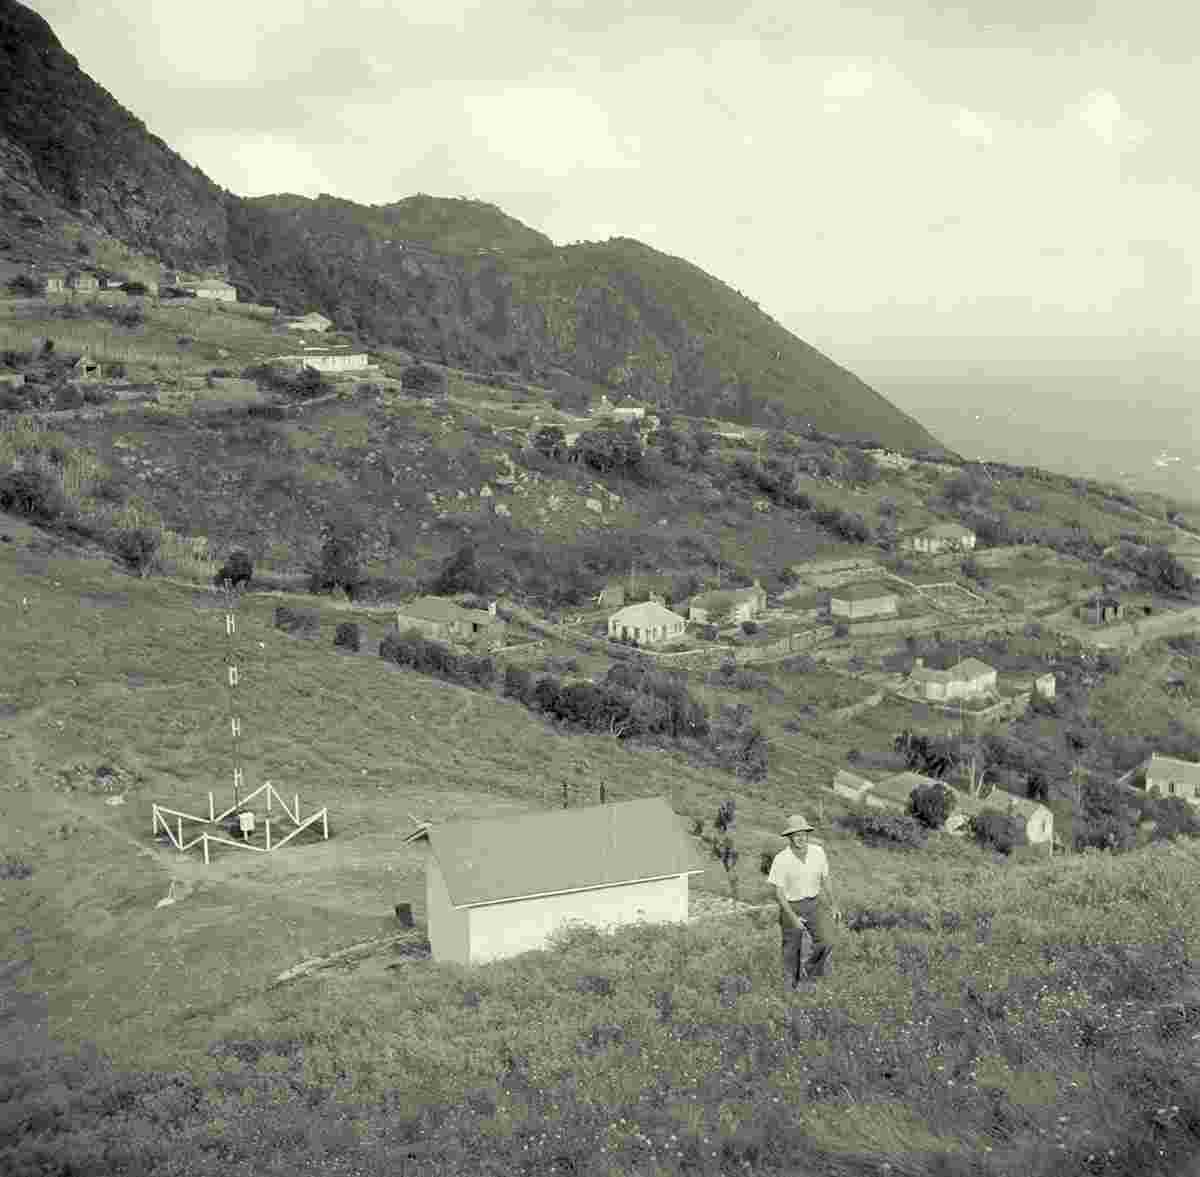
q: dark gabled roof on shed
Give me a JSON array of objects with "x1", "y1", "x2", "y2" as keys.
[{"x1": 427, "y1": 796, "x2": 706, "y2": 907}]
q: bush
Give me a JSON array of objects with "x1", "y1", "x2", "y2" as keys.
[
  {"x1": 503, "y1": 664, "x2": 533, "y2": 701},
  {"x1": 969, "y1": 810, "x2": 1028, "y2": 855},
  {"x1": 909, "y1": 781, "x2": 956, "y2": 829},
  {"x1": 403, "y1": 362, "x2": 448, "y2": 396},
  {"x1": 838, "y1": 811, "x2": 928, "y2": 849},
  {"x1": 120, "y1": 281, "x2": 149, "y2": 296},
  {"x1": 6, "y1": 274, "x2": 42, "y2": 297},
  {"x1": 274, "y1": 605, "x2": 320, "y2": 637},
  {"x1": 740, "y1": 619, "x2": 759, "y2": 636},
  {"x1": 333, "y1": 621, "x2": 361, "y2": 652},
  {"x1": 833, "y1": 622, "x2": 850, "y2": 639},
  {"x1": 308, "y1": 517, "x2": 365, "y2": 599},
  {"x1": 113, "y1": 526, "x2": 160, "y2": 577},
  {"x1": 215, "y1": 549, "x2": 253, "y2": 589},
  {"x1": 0, "y1": 469, "x2": 67, "y2": 523}
]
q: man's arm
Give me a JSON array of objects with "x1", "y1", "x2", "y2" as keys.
[{"x1": 773, "y1": 884, "x2": 804, "y2": 929}]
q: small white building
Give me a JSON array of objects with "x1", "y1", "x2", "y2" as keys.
[
  {"x1": 607, "y1": 600, "x2": 687, "y2": 646},
  {"x1": 611, "y1": 406, "x2": 645, "y2": 423},
  {"x1": 1145, "y1": 753, "x2": 1200, "y2": 805},
  {"x1": 903, "y1": 523, "x2": 977, "y2": 554},
  {"x1": 908, "y1": 657, "x2": 998, "y2": 702},
  {"x1": 688, "y1": 581, "x2": 767, "y2": 626},
  {"x1": 829, "y1": 582, "x2": 898, "y2": 620},
  {"x1": 182, "y1": 278, "x2": 238, "y2": 302},
  {"x1": 423, "y1": 797, "x2": 706, "y2": 965},
  {"x1": 286, "y1": 311, "x2": 333, "y2": 332}
]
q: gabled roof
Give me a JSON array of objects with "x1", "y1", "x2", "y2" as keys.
[
  {"x1": 427, "y1": 797, "x2": 706, "y2": 907},
  {"x1": 609, "y1": 600, "x2": 686, "y2": 626},
  {"x1": 874, "y1": 771, "x2": 947, "y2": 804},
  {"x1": 397, "y1": 596, "x2": 493, "y2": 624},
  {"x1": 955, "y1": 657, "x2": 996, "y2": 680},
  {"x1": 921, "y1": 522, "x2": 975, "y2": 538},
  {"x1": 831, "y1": 581, "x2": 897, "y2": 602},
  {"x1": 691, "y1": 583, "x2": 763, "y2": 611},
  {"x1": 1147, "y1": 754, "x2": 1200, "y2": 789}
]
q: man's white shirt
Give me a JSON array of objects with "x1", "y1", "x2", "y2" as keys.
[{"x1": 766, "y1": 843, "x2": 829, "y2": 900}]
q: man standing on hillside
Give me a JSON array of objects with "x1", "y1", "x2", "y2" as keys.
[{"x1": 767, "y1": 814, "x2": 841, "y2": 990}]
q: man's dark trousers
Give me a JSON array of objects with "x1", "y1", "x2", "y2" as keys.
[{"x1": 781, "y1": 897, "x2": 833, "y2": 988}]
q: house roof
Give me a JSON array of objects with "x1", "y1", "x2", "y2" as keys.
[
  {"x1": 921, "y1": 522, "x2": 975, "y2": 539},
  {"x1": 184, "y1": 278, "x2": 235, "y2": 290},
  {"x1": 426, "y1": 796, "x2": 706, "y2": 907},
  {"x1": 397, "y1": 596, "x2": 493, "y2": 624},
  {"x1": 691, "y1": 584, "x2": 763, "y2": 611},
  {"x1": 609, "y1": 601, "x2": 686, "y2": 626},
  {"x1": 1147, "y1": 754, "x2": 1200, "y2": 789},
  {"x1": 874, "y1": 771, "x2": 947, "y2": 804},
  {"x1": 910, "y1": 657, "x2": 996, "y2": 683},
  {"x1": 831, "y1": 581, "x2": 897, "y2": 603}
]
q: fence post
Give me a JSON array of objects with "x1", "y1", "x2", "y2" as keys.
[{"x1": 177, "y1": 816, "x2": 183, "y2": 853}]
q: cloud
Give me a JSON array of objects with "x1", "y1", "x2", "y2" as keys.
[
  {"x1": 951, "y1": 107, "x2": 994, "y2": 147},
  {"x1": 1074, "y1": 89, "x2": 1148, "y2": 148}
]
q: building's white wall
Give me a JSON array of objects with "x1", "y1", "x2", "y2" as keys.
[
  {"x1": 194, "y1": 286, "x2": 237, "y2": 302},
  {"x1": 427, "y1": 860, "x2": 470, "y2": 964},
  {"x1": 1147, "y1": 771, "x2": 1200, "y2": 804},
  {"x1": 306, "y1": 353, "x2": 369, "y2": 371},
  {"x1": 466, "y1": 875, "x2": 690, "y2": 964},
  {"x1": 833, "y1": 596, "x2": 897, "y2": 619},
  {"x1": 1025, "y1": 809, "x2": 1054, "y2": 844}
]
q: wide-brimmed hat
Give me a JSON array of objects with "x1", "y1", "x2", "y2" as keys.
[{"x1": 780, "y1": 814, "x2": 815, "y2": 837}]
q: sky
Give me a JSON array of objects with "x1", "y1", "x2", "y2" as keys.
[{"x1": 24, "y1": 0, "x2": 1200, "y2": 485}]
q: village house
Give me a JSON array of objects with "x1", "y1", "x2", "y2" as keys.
[
  {"x1": 1144, "y1": 753, "x2": 1200, "y2": 805},
  {"x1": 1077, "y1": 593, "x2": 1125, "y2": 626},
  {"x1": 607, "y1": 600, "x2": 687, "y2": 647},
  {"x1": 688, "y1": 581, "x2": 767, "y2": 626},
  {"x1": 70, "y1": 354, "x2": 101, "y2": 382},
  {"x1": 902, "y1": 522, "x2": 977, "y2": 554},
  {"x1": 285, "y1": 311, "x2": 333, "y2": 332},
  {"x1": 841, "y1": 769, "x2": 1054, "y2": 845},
  {"x1": 829, "y1": 582, "x2": 898, "y2": 620},
  {"x1": 66, "y1": 271, "x2": 99, "y2": 293},
  {"x1": 907, "y1": 657, "x2": 998, "y2": 702},
  {"x1": 611, "y1": 405, "x2": 646, "y2": 423},
  {"x1": 41, "y1": 271, "x2": 66, "y2": 293},
  {"x1": 395, "y1": 597, "x2": 505, "y2": 646},
  {"x1": 181, "y1": 278, "x2": 238, "y2": 302},
  {"x1": 421, "y1": 797, "x2": 706, "y2": 964},
  {"x1": 278, "y1": 350, "x2": 370, "y2": 375},
  {"x1": 1033, "y1": 672, "x2": 1056, "y2": 698}
]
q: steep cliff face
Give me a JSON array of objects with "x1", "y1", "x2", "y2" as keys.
[{"x1": 0, "y1": 0, "x2": 228, "y2": 269}]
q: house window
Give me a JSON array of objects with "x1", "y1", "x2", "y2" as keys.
[{"x1": 1169, "y1": 781, "x2": 1176, "y2": 795}]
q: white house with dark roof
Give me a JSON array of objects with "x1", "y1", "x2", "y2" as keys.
[
  {"x1": 908, "y1": 657, "x2": 998, "y2": 701},
  {"x1": 854, "y1": 770, "x2": 1053, "y2": 845},
  {"x1": 607, "y1": 600, "x2": 687, "y2": 646},
  {"x1": 829, "y1": 582, "x2": 898, "y2": 619},
  {"x1": 423, "y1": 797, "x2": 706, "y2": 964},
  {"x1": 1145, "y1": 754, "x2": 1200, "y2": 805},
  {"x1": 903, "y1": 522, "x2": 977, "y2": 554},
  {"x1": 395, "y1": 596, "x2": 504, "y2": 645}
]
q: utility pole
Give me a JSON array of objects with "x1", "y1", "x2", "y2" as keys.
[{"x1": 222, "y1": 577, "x2": 244, "y2": 812}]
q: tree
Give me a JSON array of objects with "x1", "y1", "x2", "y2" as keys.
[
  {"x1": 432, "y1": 543, "x2": 489, "y2": 596},
  {"x1": 309, "y1": 515, "x2": 365, "y2": 598},
  {"x1": 844, "y1": 448, "x2": 880, "y2": 487},
  {"x1": 114, "y1": 527, "x2": 160, "y2": 577},
  {"x1": 216, "y1": 549, "x2": 253, "y2": 590},
  {"x1": 531, "y1": 425, "x2": 567, "y2": 461},
  {"x1": 693, "y1": 800, "x2": 740, "y2": 900},
  {"x1": 909, "y1": 781, "x2": 956, "y2": 829}
]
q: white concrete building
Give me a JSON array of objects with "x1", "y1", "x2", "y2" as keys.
[
  {"x1": 908, "y1": 657, "x2": 998, "y2": 702},
  {"x1": 1145, "y1": 754, "x2": 1200, "y2": 805},
  {"x1": 423, "y1": 797, "x2": 705, "y2": 965},
  {"x1": 181, "y1": 278, "x2": 238, "y2": 302},
  {"x1": 829, "y1": 582, "x2": 898, "y2": 620},
  {"x1": 286, "y1": 312, "x2": 333, "y2": 332},
  {"x1": 607, "y1": 600, "x2": 687, "y2": 646}
]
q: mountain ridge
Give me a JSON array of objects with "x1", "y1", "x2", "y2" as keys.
[{"x1": 0, "y1": 0, "x2": 946, "y2": 453}]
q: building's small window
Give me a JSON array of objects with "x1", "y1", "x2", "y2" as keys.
[{"x1": 1169, "y1": 781, "x2": 1177, "y2": 796}]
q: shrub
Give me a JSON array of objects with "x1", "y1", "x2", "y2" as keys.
[
  {"x1": 909, "y1": 781, "x2": 956, "y2": 830},
  {"x1": 215, "y1": 549, "x2": 253, "y2": 590},
  {"x1": 403, "y1": 362, "x2": 448, "y2": 396},
  {"x1": 702, "y1": 624, "x2": 719, "y2": 642},
  {"x1": 837, "y1": 811, "x2": 928, "y2": 849},
  {"x1": 274, "y1": 605, "x2": 319, "y2": 637},
  {"x1": 333, "y1": 621, "x2": 361, "y2": 652},
  {"x1": 969, "y1": 810, "x2": 1027, "y2": 855},
  {"x1": 0, "y1": 469, "x2": 67, "y2": 523},
  {"x1": 113, "y1": 526, "x2": 160, "y2": 577},
  {"x1": 503, "y1": 664, "x2": 533, "y2": 701},
  {"x1": 6, "y1": 274, "x2": 42, "y2": 297},
  {"x1": 120, "y1": 281, "x2": 149, "y2": 296},
  {"x1": 0, "y1": 855, "x2": 33, "y2": 880},
  {"x1": 308, "y1": 517, "x2": 365, "y2": 599},
  {"x1": 833, "y1": 622, "x2": 849, "y2": 639},
  {"x1": 740, "y1": 619, "x2": 759, "y2": 636}
]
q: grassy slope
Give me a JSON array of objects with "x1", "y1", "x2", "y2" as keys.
[{"x1": 5, "y1": 515, "x2": 1200, "y2": 1176}]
